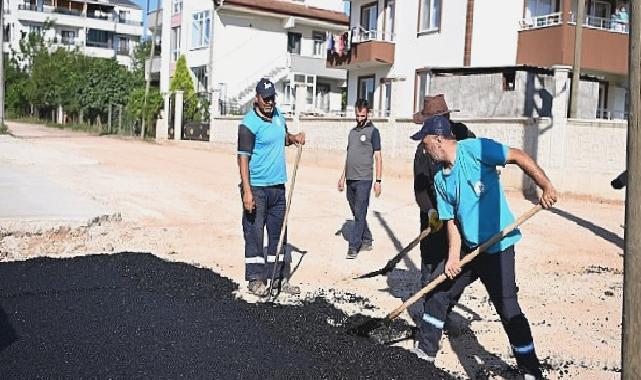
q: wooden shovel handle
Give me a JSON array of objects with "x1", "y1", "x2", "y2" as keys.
[{"x1": 387, "y1": 204, "x2": 543, "y2": 320}]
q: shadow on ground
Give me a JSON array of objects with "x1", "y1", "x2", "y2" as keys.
[
  {"x1": 0, "y1": 252, "x2": 454, "y2": 379},
  {"x1": 371, "y1": 211, "x2": 520, "y2": 379}
]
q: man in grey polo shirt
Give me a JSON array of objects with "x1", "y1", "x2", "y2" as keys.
[{"x1": 338, "y1": 99, "x2": 382, "y2": 259}]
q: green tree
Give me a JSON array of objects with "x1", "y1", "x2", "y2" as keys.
[
  {"x1": 127, "y1": 87, "x2": 163, "y2": 133},
  {"x1": 170, "y1": 55, "x2": 206, "y2": 121}
]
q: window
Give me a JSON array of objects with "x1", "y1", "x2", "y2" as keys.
[
  {"x1": 384, "y1": 0, "x2": 395, "y2": 41},
  {"x1": 191, "y1": 65, "x2": 208, "y2": 93},
  {"x1": 415, "y1": 71, "x2": 430, "y2": 111},
  {"x1": 118, "y1": 10, "x2": 129, "y2": 23},
  {"x1": 358, "y1": 75, "x2": 375, "y2": 106},
  {"x1": 419, "y1": 0, "x2": 441, "y2": 33},
  {"x1": 172, "y1": 0, "x2": 183, "y2": 15},
  {"x1": 283, "y1": 81, "x2": 294, "y2": 105},
  {"x1": 502, "y1": 72, "x2": 515, "y2": 91},
  {"x1": 61, "y1": 30, "x2": 76, "y2": 45},
  {"x1": 526, "y1": 0, "x2": 556, "y2": 18},
  {"x1": 316, "y1": 83, "x2": 330, "y2": 112},
  {"x1": 287, "y1": 32, "x2": 302, "y2": 55},
  {"x1": 590, "y1": 0, "x2": 610, "y2": 18},
  {"x1": 381, "y1": 79, "x2": 392, "y2": 117},
  {"x1": 87, "y1": 29, "x2": 113, "y2": 48},
  {"x1": 170, "y1": 26, "x2": 181, "y2": 62},
  {"x1": 28, "y1": 24, "x2": 42, "y2": 35},
  {"x1": 192, "y1": 11, "x2": 211, "y2": 49},
  {"x1": 312, "y1": 31, "x2": 326, "y2": 57},
  {"x1": 360, "y1": 2, "x2": 378, "y2": 31}
]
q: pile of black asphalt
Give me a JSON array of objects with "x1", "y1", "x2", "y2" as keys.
[{"x1": 0, "y1": 252, "x2": 454, "y2": 379}]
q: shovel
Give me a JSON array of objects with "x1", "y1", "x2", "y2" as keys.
[
  {"x1": 353, "y1": 227, "x2": 432, "y2": 280},
  {"x1": 268, "y1": 143, "x2": 304, "y2": 297},
  {"x1": 348, "y1": 204, "x2": 543, "y2": 337}
]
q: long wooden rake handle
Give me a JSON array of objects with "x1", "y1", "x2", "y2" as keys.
[
  {"x1": 268, "y1": 144, "x2": 304, "y2": 293},
  {"x1": 387, "y1": 204, "x2": 543, "y2": 320}
]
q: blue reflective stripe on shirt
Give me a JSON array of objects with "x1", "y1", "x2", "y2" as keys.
[
  {"x1": 434, "y1": 138, "x2": 521, "y2": 253},
  {"x1": 241, "y1": 108, "x2": 288, "y2": 186}
]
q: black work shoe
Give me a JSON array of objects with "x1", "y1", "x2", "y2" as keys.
[
  {"x1": 271, "y1": 279, "x2": 301, "y2": 295},
  {"x1": 346, "y1": 248, "x2": 358, "y2": 259},
  {"x1": 247, "y1": 280, "x2": 267, "y2": 297}
]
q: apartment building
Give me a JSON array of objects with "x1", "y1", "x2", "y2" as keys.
[
  {"x1": 2, "y1": 0, "x2": 144, "y2": 67},
  {"x1": 329, "y1": 0, "x2": 628, "y2": 120},
  {"x1": 154, "y1": 0, "x2": 349, "y2": 116}
]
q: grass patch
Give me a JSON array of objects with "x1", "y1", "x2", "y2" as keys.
[
  {"x1": 0, "y1": 123, "x2": 8, "y2": 134},
  {"x1": 45, "y1": 122, "x2": 106, "y2": 135}
]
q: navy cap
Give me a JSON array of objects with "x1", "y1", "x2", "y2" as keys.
[
  {"x1": 256, "y1": 78, "x2": 276, "y2": 98},
  {"x1": 410, "y1": 115, "x2": 453, "y2": 141}
]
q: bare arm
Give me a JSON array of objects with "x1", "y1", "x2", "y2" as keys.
[
  {"x1": 444, "y1": 219, "x2": 462, "y2": 279},
  {"x1": 373, "y1": 150, "x2": 382, "y2": 197},
  {"x1": 237, "y1": 155, "x2": 254, "y2": 212},
  {"x1": 338, "y1": 156, "x2": 347, "y2": 192},
  {"x1": 507, "y1": 148, "x2": 557, "y2": 208}
]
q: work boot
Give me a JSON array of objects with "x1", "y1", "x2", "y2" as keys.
[
  {"x1": 247, "y1": 280, "x2": 267, "y2": 297},
  {"x1": 271, "y1": 278, "x2": 300, "y2": 295},
  {"x1": 360, "y1": 242, "x2": 373, "y2": 252},
  {"x1": 346, "y1": 248, "x2": 358, "y2": 259},
  {"x1": 410, "y1": 346, "x2": 436, "y2": 363}
]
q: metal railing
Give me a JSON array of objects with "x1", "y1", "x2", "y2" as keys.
[
  {"x1": 351, "y1": 26, "x2": 395, "y2": 43},
  {"x1": 568, "y1": 13, "x2": 629, "y2": 33},
  {"x1": 17, "y1": 4, "x2": 143, "y2": 26},
  {"x1": 518, "y1": 12, "x2": 562, "y2": 30},
  {"x1": 53, "y1": 7, "x2": 83, "y2": 16},
  {"x1": 17, "y1": 4, "x2": 41, "y2": 11},
  {"x1": 86, "y1": 40, "x2": 112, "y2": 48}
]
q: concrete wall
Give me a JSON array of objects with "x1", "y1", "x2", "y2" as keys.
[
  {"x1": 209, "y1": 115, "x2": 626, "y2": 201},
  {"x1": 429, "y1": 71, "x2": 600, "y2": 119}
]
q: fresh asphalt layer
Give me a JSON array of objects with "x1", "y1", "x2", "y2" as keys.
[{"x1": 0, "y1": 252, "x2": 454, "y2": 379}]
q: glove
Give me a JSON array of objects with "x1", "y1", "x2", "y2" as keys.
[
  {"x1": 428, "y1": 209, "x2": 443, "y2": 232},
  {"x1": 611, "y1": 178, "x2": 624, "y2": 190}
]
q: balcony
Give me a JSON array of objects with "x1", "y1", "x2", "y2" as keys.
[
  {"x1": 291, "y1": 54, "x2": 346, "y2": 80},
  {"x1": 326, "y1": 27, "x2": 395, "y2": 69},
  {"x1": 517, "y1": 12, "x2": 629, "y2": 75}
]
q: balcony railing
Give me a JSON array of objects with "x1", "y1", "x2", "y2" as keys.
[
  {"x1": 17, "y1": 4, "x2": 41, "y2": 11},
  {"x1": 86, "y1": 40, "x2": 112, "y2": 49},
  {"x1": 351, "y1": 26, "x2": 395, "y2": 43},
  {"x1": 18, "y1": 5, "x2": 143, "y2": 27},
  {"x1": 52, "y1": 7, "x2": 83, "y2": 16},
  {"x1": 519, "y1": 12, "x2": 562, "y2": 30},
  {"x1": 116, "y1": 46, "x2": 130, "y2": 55},
  {"x1": 569, "y1": 13, "x2": 629, "y2": 33}
]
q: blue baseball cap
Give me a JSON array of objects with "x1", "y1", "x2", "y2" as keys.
[
  {"x1": 410, "y1": 115, "x2": 453, "y2": 141},
  {"x1": 256, "y1": 78, "x2": 276, "y2": 98}
]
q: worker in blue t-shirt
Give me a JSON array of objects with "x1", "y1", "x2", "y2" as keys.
[
  {"x1": 237, "y1": 78, "x2": 305, "y2": 297},
  {"x1": 410, "y1": 116, "x2": 557, "y2": 380}
]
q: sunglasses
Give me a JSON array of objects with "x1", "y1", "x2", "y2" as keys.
[{"x1": 262, "y1": 96, "x2": 276, "y2": 103}]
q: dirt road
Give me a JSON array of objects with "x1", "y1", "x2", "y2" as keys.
[{"x1": 1, "y1": 122, "x2": 624, "y2": 379}]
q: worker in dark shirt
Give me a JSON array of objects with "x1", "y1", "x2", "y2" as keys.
[{"x1": 411, "y1": 95, "x2": 475, "y2": 361}]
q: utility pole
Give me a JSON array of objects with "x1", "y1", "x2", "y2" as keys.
[
  {"x1": 142, "y1": 0, "x2": 161, "y2": 139},
  {"x1": 570, "y1": 0, "x2": 585, "y2": 118},
  {"x1": 622, "y1": 1, "x2": 641, "y2": 378},
  {"x1": 208, "y1": 0, "x2": 222, "y2": 141},
  {"x1": 0, "y1": 0, "x2": 6, "y2": 129}
]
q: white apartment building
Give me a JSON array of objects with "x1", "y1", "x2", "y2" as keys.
[
  {"x1": 154, "y1": 0, "x2": 349, "y2": 116},
  {"x1": 2, "y1": 0, "x2": 144, "y2": 67},
  {"x1": 332, "y1": 0, "x2": 628, "y2": 120}
]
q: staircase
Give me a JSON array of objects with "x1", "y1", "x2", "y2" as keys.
[{"x1": 223, "y1": 54, "x2": 292, "y2": 115}]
